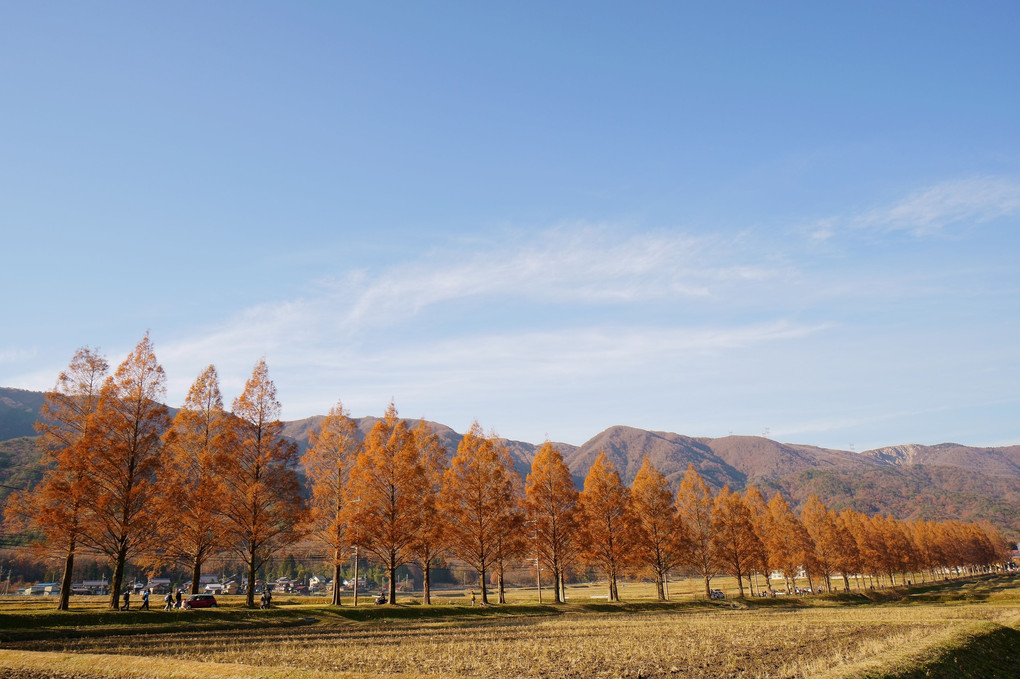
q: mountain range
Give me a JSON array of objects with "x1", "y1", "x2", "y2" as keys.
[{"x1": 2, "y1": 386, "x2": 1018, "y2": 540}]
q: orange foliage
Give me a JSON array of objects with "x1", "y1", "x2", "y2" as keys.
[
  {"x1": 302, "y1": 400, "x2": 361, "y2": 605},
  {"x1": 409, "y1": 419, "x2": 449, "y2": 605},
  {"x1": 630, "y1": 456, "x2": 688, "y2": 600},
  {"x1": 85, "y1": 334, "x2": 171, "y2": 609},
  {"x1": 709, "y1": 486, "x2": 761, "y2": 597},
  {"x1": 763, "y1": 493, "x2": 815, "y2": 592},
  {"x1": 440, "y1": 423, "x2": 519, "y2": 605},
  {"x1": 5, "y1": 347, "x2": 108, "y2": 610},
  {"x1": 523, "y1": 441, "x2": 578, "y2": 604},
  {"x1": 576, "y1": 451, "x2": 638, "y2": 601},
  {"x1": 344, "y1": 403, "x2": 422, "y2": 605},
  {"x1": 676, "y1": 465, "x2": 715, "y2": 598},
  {"x1": 159, "y1": 365, "x2": 233, "y2": 594},
  {"x1": 218, "y1": 359, "x2": 304, "y2": 608}
]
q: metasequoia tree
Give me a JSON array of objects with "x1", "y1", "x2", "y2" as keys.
[
  {"x1": 828, "y1": 510, "x2": 861, "y2": 592},
  {"x1": 491, "y1": 441, "x2": 526, "y2": 605},
  {"x1": 764, "y1": 493, "x2": 816, "y2": 592},
  {"x1": 219, "y1": 359, "x2": 304, "y2": 608},
  {"x1": 302, "y1": 401, "x2": 361, "y2": 606},
  {"x1": 440, "y1": 423, "x2": 518, "y2": 605},
  {"x1": 841, "y1": 509, "x2": 882, "y2": 588},
  {"x1": 800, "y1": 495, "x2": 842, "y2": 593},
  {"x1": 86, "y1": 335, "x2": 171, "y2": 609},
  {"x1": 344, "y1": 403, "x2": 423, "y2": 605},
  {"x1": 977, "y1": 522, "x2": 1012, "y2": 570},
  {"x1": 876, "y1": 515, "x2": 916, "y2": 585},
  {"x1": 910, "y1": 520, "x2": 945, "y2": 583},
  {"x1": 159, "y1": 365, "x2": 232, "y2": 594},
  {"x1": 409, "y1": 419, "x2": 449, "y2": 605},
  {"x1": 576, "y1": 451, "x2": 637, "y2": 602},
  {"x1": 5, "y1": 348, "x2": 108, "y2": 610},
  {"x1": 742, "y1": 485, "x2": 772, "y2": 594},
  {"x1": 630, "y1": 457, "x2": 688, "y2": 600},
  {"x1": 709, "y1": 485, "x2": 761, "y2": 597},
  {"x1": 676, "y1": 464, "x2": 716, "y2": 598},
  {"x1": 523, "y1": 441, "x2": 578, "y2": 604}
]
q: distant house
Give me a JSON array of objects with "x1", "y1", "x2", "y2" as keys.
[
  {"x1": 20, "y1": 582, "x2": 59, "y2": 596},
  {"x1": 79, "y1": 579, "x2": 109, "y2": 595},
  {"x1": 146, "y1": 578, "x2": 171, "y2": 594}
]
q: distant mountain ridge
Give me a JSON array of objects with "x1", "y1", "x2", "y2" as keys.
[{"x1": 2, "y1": 386, "x2": 1018, "y2": 538}]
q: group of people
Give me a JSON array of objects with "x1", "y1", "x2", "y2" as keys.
[
  {"x1": 259, "y1": 589, "x2": 273, "y2": 609},
  {"x1": 118, "y1": 588, "x2": 185, "y2": 611},
  {"x1": 164, "y1": 589, "x2": 183, "y2": 610}
]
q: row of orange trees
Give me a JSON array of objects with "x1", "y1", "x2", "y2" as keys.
[
  {"x1": 8, "y1": 337, "x2": 1013, "y2": 610},
  {"x1": 5, "y1": 338, "x2": 307, "y2": 610}
]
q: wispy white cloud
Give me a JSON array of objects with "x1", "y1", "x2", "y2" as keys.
[
  {"x1": 151, "y1": 225, "x2": 806, "y2": 413},
  {"x1": 332, "y1": 321, "x2": 831, "y2": 379},
  {"x1": 811, "y1": 176, "x2": 1020, "y2": 240},
  {"x1": 340, "y1": 225, "x2": 785, "y2": 328}
]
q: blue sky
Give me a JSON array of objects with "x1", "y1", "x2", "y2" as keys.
[{"x1": 2, "y1": 2, "x2": 1018, "y2": 451}]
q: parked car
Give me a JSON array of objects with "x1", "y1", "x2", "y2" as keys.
[
  {"x1": 709, "y1": 589, "x2": 725, "y2": 600},
  {"x1": 182, "y1": 594, "x2": 217, "y2": 609}
]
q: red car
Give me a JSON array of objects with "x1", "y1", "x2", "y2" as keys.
[{"x1": 182, "y1": 594, "x2": 217, "y2": 609}]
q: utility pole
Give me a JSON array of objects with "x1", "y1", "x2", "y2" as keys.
[
  {"x1": 352, "y1": 546, "x2": 359, "y2": 607},
  {"x1": 534, "y1": 557, "x2": 542, "y2": 603}
]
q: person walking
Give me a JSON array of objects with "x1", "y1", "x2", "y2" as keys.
[
  {"x1": 164, "y1": 592, "x2": 173, "y2": 611},
  {"x1": 121, "y1": 590, "x2": 130, "y2": 611},
  {"x1": 140, "y1": 590, "x2": 150, "y2": 610},
  {"x1": 175, "y1": 589, "x2": 182, "y2": 609}
]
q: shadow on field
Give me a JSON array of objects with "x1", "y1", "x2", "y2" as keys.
[{"x1": 867, "y1": 621, "x2": 1020, "y2": 679}]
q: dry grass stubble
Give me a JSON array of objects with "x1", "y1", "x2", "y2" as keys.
[{"x1": 9, "y1": 606, "x2": 994, "y2": 679}]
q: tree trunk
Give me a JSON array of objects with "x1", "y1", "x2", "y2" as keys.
[
  {"x1": 552, "y1": 567, "x2": 562, "y2": 603},
  {"x1": 478, "y1": 567, "x2": 489, "y2": 605},
  {"x1": 497, "y1": 562, "x2": 506, "y2": 604},
  {"x1": 245, "y1": 556, "x2": 257, "y2": 608},
  {"x1": 736, "y1": 572, "x2": 745, "y2": 598},
  {"x1": 57, "y1": 537, "x2": 74, "y2": 611},
  {"x1": 109, "y1": 546, "x2": 126, "y2": 610},
  {"x1": 423, "y1": 563, "x2": 431, "y2": 605},
  {"x1": 191, "y1": 553, "x2": 202, "y2": 595},
  {"x1": 655, "y1": 571, "x2": 665, "y2": 600},
  {"x1": 331, "y1": 555, "x2": 342, "y2": 606},
  {"x1": 806, "y1": 572, "x2": 815, "y2": 594},
  {"x1": 387, "y1": 562, "x2": 397, "y2": 605},
  {"x1": 703, "y1": 575, "x2": 711, "y2": 599}
]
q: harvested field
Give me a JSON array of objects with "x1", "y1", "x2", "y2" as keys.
[{"x1": 1, "y1": 575, "x2": 1018, "y2": 678}]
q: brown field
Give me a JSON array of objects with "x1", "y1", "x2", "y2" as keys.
[{"x1": 0, "y1": 574, "x2": 1017, "y2": 678}]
